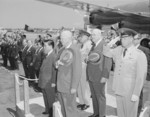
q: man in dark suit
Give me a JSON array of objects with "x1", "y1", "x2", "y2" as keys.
[
  {"x1": 26, "y1": 40, "x2": 36, "y2": 84},
  {"x1": 134, "y1": 36, "x2": 150, "y2": 116},
  {"x1": 38, "y1": 39, "x2": 56, "y2": 117},
  {"x1": 33, "y1": 41, "x2": 44, "y2": 78},
  {"x1": 87, "y1": 29, "x2": 112, "y2": 117},
  {"x1": 56, "y1": 30, "x2": 88, "y2": 117},
  {"x1": 11, "y1": 40, "x2": 19, "y2": 70},
  {"x1": 32, "y1": 41, "x2": 44, "y2": 92},
  {"x1": 22, "y1": 39, "x2": 29, "y2": 78}
]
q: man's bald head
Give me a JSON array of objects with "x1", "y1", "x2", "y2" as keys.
[
  {"x1": 92, "y1": 29, "x2": 102, "y2": 35},
  {"x1": 91, "y1": 28, "x2": 103, "y2": 43},
  {"x1": 60, "y1": 30, "x2": 73, "y2": 47}
]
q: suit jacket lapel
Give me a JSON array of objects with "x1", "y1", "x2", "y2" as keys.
[{"x1": 93, "y1": 40, "x2": 104, "y2": 52}]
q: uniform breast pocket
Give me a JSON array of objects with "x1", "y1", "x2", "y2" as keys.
[{"x1": 124, "y1": 58, "x2": 136, "y2": 72}]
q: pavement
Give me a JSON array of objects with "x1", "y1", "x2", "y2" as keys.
[{"x1": 0, "y1": 55, "x2": 118, "y2": 117}]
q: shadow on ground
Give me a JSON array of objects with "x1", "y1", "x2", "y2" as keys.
[
  {"x1": 7, "y1": 108, "x2": 17, "y2": 117},
  {"x1": 106, "y1": 105, "x2": 117, "y2": 116}
]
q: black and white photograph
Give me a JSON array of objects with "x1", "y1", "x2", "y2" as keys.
[{"x1": 0, "y1": 0, "x2": 150, "y2": 117}]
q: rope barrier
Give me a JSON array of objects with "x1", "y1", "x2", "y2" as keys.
[
  {"x1": 19, "y1": 75, "x2": 39, "y2": 81},
  {"x1": 15, "y1": 74, "x2": 23, "y2": 86}
]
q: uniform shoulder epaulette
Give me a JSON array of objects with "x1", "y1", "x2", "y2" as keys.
[
  {"x1": 135, "y1": 48, "x2": 144, "y2": 55},
  {"x1": 136, "y1": 48, "x2": 142, "y2": 53}
]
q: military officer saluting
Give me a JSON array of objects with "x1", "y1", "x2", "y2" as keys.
[{"x1": 103, "y1": 28, "x2": 147, "y2": 117}]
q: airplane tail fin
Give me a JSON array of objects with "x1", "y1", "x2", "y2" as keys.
[{"x1": 24, "y1": 24, "x2": 34, "y2": 32}]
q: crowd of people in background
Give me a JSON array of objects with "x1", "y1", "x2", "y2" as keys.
[{"x1": 0, "y1": 27, "x2": 150, "y2": 117}]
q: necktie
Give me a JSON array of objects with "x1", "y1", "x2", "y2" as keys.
[
  {"x1": 123, "y1": 48, "x2": 127, "y2": 57},
  {"x1": 90, "y1": 42, "x2": 95, "y2": 52}
]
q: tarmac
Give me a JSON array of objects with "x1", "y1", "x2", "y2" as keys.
[{"x1": 0, "y1": 55, "x2": 118, "y2": 117}]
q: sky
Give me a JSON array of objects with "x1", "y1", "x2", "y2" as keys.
[{"x1": 0, "y1": 0, "x2": 144, "y2": 28}]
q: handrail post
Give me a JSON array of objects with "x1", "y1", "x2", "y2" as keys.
[
  {"x1": 14, "y1": 73, "x2": 20, "y2": 105},
  {"x1": 23, "y1": 79, "x2": 30, "y2": 116}
]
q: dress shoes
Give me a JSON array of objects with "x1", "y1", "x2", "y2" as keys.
[
  {"x1": 77, "y1": 104, "x2": 90, "y2": 110},
  {"x1": 42, "y1": 111, "x2": 49, "y2": 114},
  {"x1": 81, "y1": 104, "x2": 89, "y2": 110},
  {"x1": 88, "y1": 114, "x2": 99, "y2": 117}
]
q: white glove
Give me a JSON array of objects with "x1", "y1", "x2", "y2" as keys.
[
  {"x1": 100, "y1": 77, "x2": 108, "y2": 83},
  {"x1": 51, "y1": 83, "x2": 56, "y2": 87},
  {"x1": 56, "y1": 60, "x2": 64, "y2": 68},
  {"x1": 131, "y1": 94, "x2": 139, "y2": 102},
  {"x1": 107, "y1": 37, "x2": 120, "y2": 47},
  {"x1": 71, "y1": 88, "x2": 76, "y2": 94}
]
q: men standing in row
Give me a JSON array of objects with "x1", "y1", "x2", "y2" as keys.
[
  {"x1": 87, "y1": 29, "x2": 112, "y2": 117},
  {"x1": 38, "y1": 39, "x2": 57, "y2": 117},
  {"x1": 103, "y1": 28, "x2": 147, "y2": 117}
]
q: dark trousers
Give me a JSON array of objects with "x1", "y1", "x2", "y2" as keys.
[
  {"x1": 58, "y1": 92, "x2": 88, "y2": 117},
  {"x1": 138, "y1": 90, "x2": 143, "y2": 117},
  {"x1": 28, "y1": 65, "x2": 35, "y2": 79},
  {"x1": 18, "y1": 51, "x2": 22, "y2": 61},
  {"x1": 8, "y1": 57, "x2": 13, "y2": 68},
  {"x1": 22, "y1": 61, "x2": 29, "y2": 78},
  {"x1": 11, "y1": 57, "x2": 19, "y2": 70},
  {"x1": 2, "y1": 55, "x2": 8, "y2": 67},
  {"x1": 89, "y1": 81, "x2": 106, "y2": 117},
  {"x1": 42, "y1": 83, "x2": 55, "y2": 116},
  {"x1": 35, "y1": 69, "x2": 40, "y2": 79}
]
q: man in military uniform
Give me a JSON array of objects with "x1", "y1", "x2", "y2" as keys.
[
  {"x1": 32, "y1": 40, "x2": 44, "y2": 92},
  {"x1": 1, "y1": 37, "x2": 8, "y2": 67},
  {"x1": 22, "y1": 39, "x2": 29, "y2": 78},
  {"x1": 33, "y1": 40, "x2": 44, "y2": 79},
  {"x1": 103, "y1": 28, "x2": 147, "y2": 117},
  {"x1": 26, "y1": 40, "x2": 36, "y2": 85},
  {"x1": 77, "y1": 30, "x2": 92, "y2": 110},
  {"x1": 11, "y1": 39, "x2": 19, "y2": 70}
]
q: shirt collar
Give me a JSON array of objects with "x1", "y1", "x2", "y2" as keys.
[{"x1": 126, "y1": 45, "x2": 135, "y2": 52}]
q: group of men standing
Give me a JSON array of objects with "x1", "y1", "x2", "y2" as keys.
[
  {"x1": 0, "y1": 32, "x2": 20, "y2": 70},
  {"x1": 20, "y1": 28, "x2": 149, "y2": 117},
  {"x1": 20, "y1": 29, "x2": 112, "y2": 117},
  {"x1": 1, "y1": 27, "x2": 149, "y2": 117}
]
